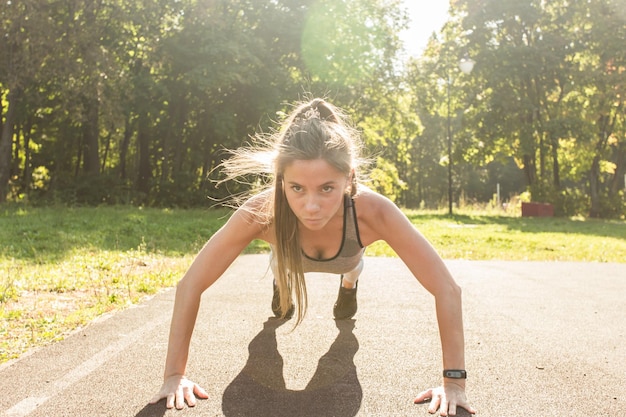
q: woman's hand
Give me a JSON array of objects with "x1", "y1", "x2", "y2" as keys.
[
  {"x1": 414, "y1": 382, "x2": 476, "y2": 416},
  {"x1": 149, "y1": 374, "x2": 209, "y2": 409}
]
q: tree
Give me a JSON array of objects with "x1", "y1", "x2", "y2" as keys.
[
  {"x1": 452, "y1": 0, "x2": 626, "y2": 216},
  {"x1": 573, "y1": 0, "x2": 626, "y2": 217},
  {"x1": 2, "y1": 0, "x2": 409, "y2": 206},
  {"x1": 0, "y1": 0, "x2": 58, "y2": 201}
]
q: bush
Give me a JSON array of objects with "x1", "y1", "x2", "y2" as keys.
[{"x1": 596, "y1": 190, "x2": 625, "y2": 219}]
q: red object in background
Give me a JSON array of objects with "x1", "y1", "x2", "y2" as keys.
[{"x1": 521, "y1": 202, "x2": 554, "y2": 217}]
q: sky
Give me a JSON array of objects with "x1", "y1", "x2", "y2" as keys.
[{"x1": 400, "y1": 0, "x2": 451, "y2": 57}]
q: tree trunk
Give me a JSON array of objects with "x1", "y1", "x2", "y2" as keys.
[
  {"x1": 589, "y1": 155, "x2": 601, "y2": 218},
  {"x1": 609, "y1": 145, "x2": 626, "y2": 196},
  {"x1": 522, "y1": 153, "x2": 536, "y2": 187},
  {"x1": 172, "y1": 97, "x2": 188, "y2": 178},
  {"x1": 0, "y1": 89, "x2": 20, "y2": 203},
  {"x1": 589, "y1": 115, "x2": 615, "y2": 217},
  {"x1": 101, "y1": 129, "x2": 112, "y2": 173},
  {"x1": 22, "y1": 120, "x2": 32, "y2": 195},
  {"x1": 81, "y1": 96, "x2": 100, "y2": 175},
  {"x1": 119, "y1": 114, "x2": 133, "y2": 180},
  {"x1": 538, "y1": 132, "x2": 546, "y2": 180},
  {"x1": 136, "y1": 112, "x2": 151, "y2": 196},
  {"x1": 74, "y1": 130, "x2": 82, "y2": 178},
  {"x1": 551, "y1": 134, "x2": 560, "y2": 189}
]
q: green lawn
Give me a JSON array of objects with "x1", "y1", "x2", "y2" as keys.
[
  {"x1": 369, "y1": 210, "x2": 626, "y2": 263},
  {"x1": 1, "y1": 205, "x2": 625, "y2": 363}
]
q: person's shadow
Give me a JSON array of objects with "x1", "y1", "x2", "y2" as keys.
[{"x1": 222, "y1": 318, "x2": 362, "y2": 417}]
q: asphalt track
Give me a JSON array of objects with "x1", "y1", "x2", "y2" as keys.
[{"x1": 1, "y1": 255, "x2": 625, "y2": 416}]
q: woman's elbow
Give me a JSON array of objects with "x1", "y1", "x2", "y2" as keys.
[
  {"x1": 176, "y1": 271, "x2": 207, "y2": 298},
  {"x1": 435, "y1": 280, "x2": 462, "y2": 301}
]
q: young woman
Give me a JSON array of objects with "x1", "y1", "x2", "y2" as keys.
[{"x1": 149, "y1": 98, "x2": 476, "y2": 416}]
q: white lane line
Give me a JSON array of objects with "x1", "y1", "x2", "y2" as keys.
[{"x1": 4, "y1": 313, "x2": 168, "y2": 417}]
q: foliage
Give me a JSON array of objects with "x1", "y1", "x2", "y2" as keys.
[
  {"x1": 1, "y1": 0, "x2": 625, "y2": 218},
  {"x1": 369, "y1": 156, "x2": 407, "y2": 201},
  {"x1": 448, "y1": 0, "x2": 626, "y2": 218},
  {"x1": 0, "y1": 0, "x2": 408, "y2": 205}
]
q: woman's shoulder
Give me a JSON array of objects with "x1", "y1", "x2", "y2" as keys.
[
  {"x1": 353, "y1": 185, "x2": 395, "y2": 214},
  {"x1": 241, "y1": 188, "x2": 273, "y2": 210},
  {"x1": 352, "y1": 186, "x2": 404, "y2": 228},
  {"x1": 351, "y1": 185, "x2": 415, "y2": 246},
  {"x1": 351, "y1": 186, "x2": 402, "y2": 245},
  {"x1": 232, "y1": 189, "x2": 275, "y2": 242}
]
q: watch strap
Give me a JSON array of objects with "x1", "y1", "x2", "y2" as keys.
[{"x1": 443, "y1": 369, "x2": 467, "y2": 379}]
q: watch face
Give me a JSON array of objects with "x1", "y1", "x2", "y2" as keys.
[{"x1": 444, "y1": 370, "x2": 466, "y2": 378}]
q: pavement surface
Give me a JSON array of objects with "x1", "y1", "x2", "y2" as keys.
[{"x1": 1, "y1": 255, "x2": 625, "y2": 417}]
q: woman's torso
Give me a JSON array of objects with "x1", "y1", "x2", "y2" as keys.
[{"x1": 299, "y1": 194, "x2": 364, "y2": 274}]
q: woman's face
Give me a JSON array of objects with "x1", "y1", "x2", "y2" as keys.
[{"x1": 282, "y1": 159, "x2": 349, "y2": 231}]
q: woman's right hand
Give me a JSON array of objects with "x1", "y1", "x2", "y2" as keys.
[{"x1": 149, "y1": 374, "x2": 209, "y2": 409}]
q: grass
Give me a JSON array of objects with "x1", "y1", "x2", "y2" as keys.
[
  {"x1": 368, "y1": 209, "x2": 626, "y2": 262},
  {"x1": 1, "y1": 204, "x2": 625, "y2": 364}
]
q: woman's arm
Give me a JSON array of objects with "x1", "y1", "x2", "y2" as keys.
[
  {"x1": 356, "y1": 191, "x2": 475, "y2": 415},
  {"x1": 150, "y1": 202, "x2": 268, "y2": 408}
]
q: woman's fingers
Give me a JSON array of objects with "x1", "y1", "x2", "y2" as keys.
[{"x1": 193, "y1": 383, "x2": 209, "y2": 399}]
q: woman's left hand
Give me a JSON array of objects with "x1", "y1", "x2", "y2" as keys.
[{"x1": 414, "y1": 382, "x2": 476, "y2": 416}]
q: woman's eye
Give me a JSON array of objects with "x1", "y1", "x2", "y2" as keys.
[
  {"x1": 291, "y1": 185, "x2": 303, "y2": 192},
  {"x1": 322, "y1": 186, "x2": 334, "y2": 193}
]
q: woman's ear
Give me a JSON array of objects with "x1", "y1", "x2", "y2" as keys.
[{"x1": 347, "y1": 169, "x2": 357, "y2": 195}]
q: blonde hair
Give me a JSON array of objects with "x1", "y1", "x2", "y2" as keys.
[{"x1": 219, "y1": 98, "x2": 364, "y2": 325}]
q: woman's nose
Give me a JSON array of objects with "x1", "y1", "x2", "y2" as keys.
[{"x1": 304, "y1": 195, "x2": 320, "y2": 212}]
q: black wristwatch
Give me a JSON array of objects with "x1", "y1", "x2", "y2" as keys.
[{"x1": 443, "y1": 369, "x2": 467, "y2": 379}]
